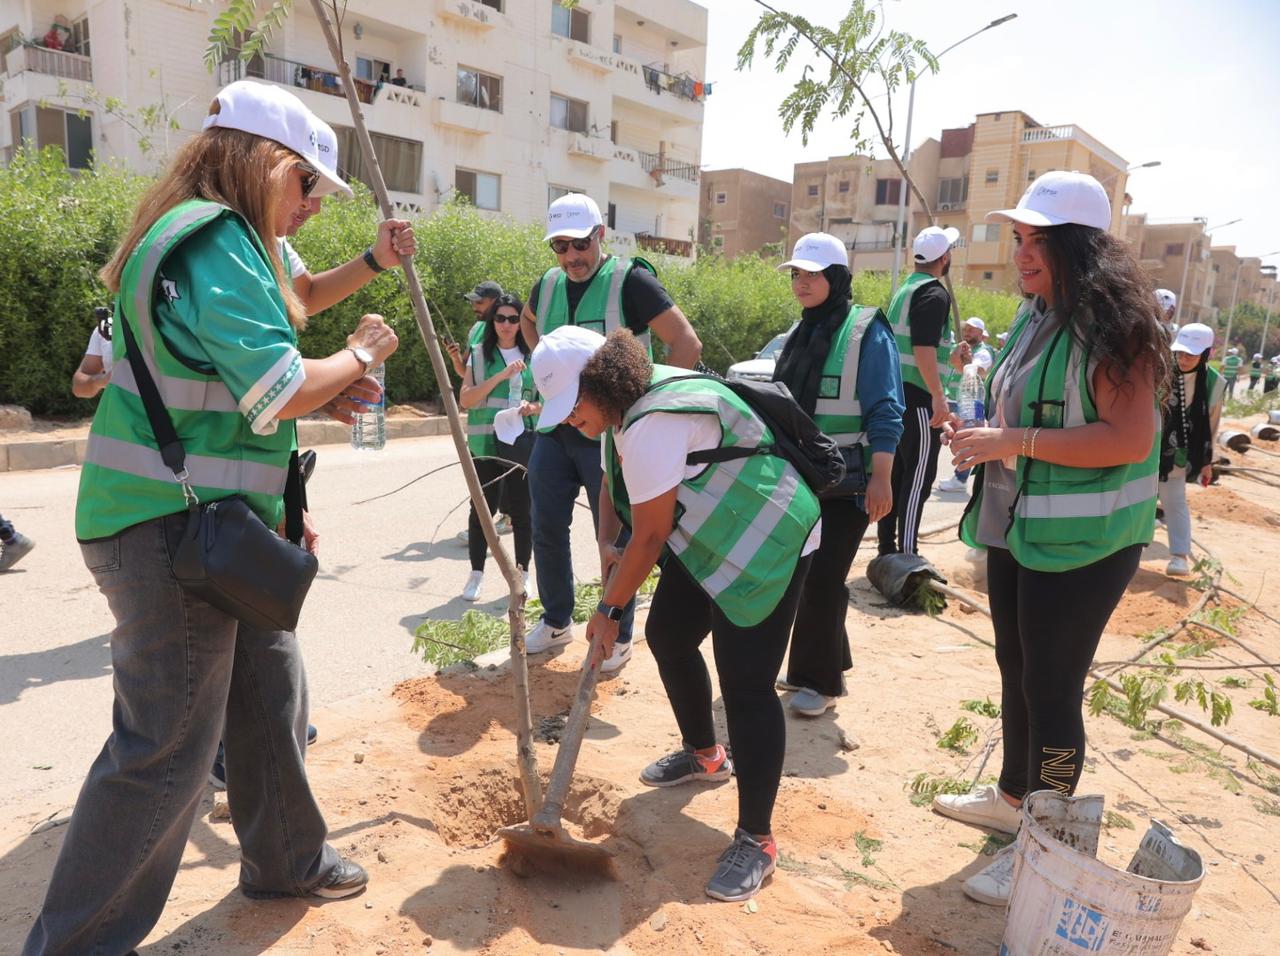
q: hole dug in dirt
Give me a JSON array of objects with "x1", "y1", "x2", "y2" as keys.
[{"x1": 429, "y1": 763, "x2": 624, "y2": 848}]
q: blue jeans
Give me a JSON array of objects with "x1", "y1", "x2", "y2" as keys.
[
  {"x1": 24, "y1": 513, "x2": 338, "y2": 956},
  {"x1": 528, "y1": 428, "x2": 634, "y2": 643}
]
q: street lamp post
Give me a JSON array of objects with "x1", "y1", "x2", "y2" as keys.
[
  {"x1": 889, "y1": 13, "x2": 1017, "y2": 295},
  {"x1": 1176, "y1": 217, "x2": 1241, "y2": 325},
  {"x1": 1099, "y1": 160, "x2": 1162, "y2": 186}
]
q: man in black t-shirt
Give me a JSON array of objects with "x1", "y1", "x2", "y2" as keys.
[{"x1": 519, "y1": 194, "x2": 701, "y2": 673}]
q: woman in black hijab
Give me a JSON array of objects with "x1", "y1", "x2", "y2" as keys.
[{"x1": 773, "y1": 233, "x2": 905, "y2": 718}]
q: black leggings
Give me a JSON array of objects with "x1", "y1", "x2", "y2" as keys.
[
  {"x1": 468, "y1": 454, "x2": 531, "y2": 572},
  {"x1": 645, "y1": 552, "x2": 812, "y2": 836},
  {"x1": 786, "y1": 497, "x2": 869, "y2": 697},
  {"x1": 987, "y1": 544, "x2": 1142, "y2": 800}
]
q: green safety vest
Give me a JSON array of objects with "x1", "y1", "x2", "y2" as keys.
[
  {"x1": 807, "y1": 304, "x2": 889, "y2": 473},
  {"x1": 1222, "y1": 355, "x2": 1242, "y2": 377},
  {"x1": 960, "y1": 310, "x2": 1159, "y2": 572},
  {"x1": 886, "y1": 270, "x2": 951, "y2": 394},
  {"x1": 1205, "y1": 366, "x2": 1226, "y2": 409},
  {"x1": 76, "y1": 201, "x2": 295, "y2": 540},
  {"x1": 603, "y1": 366, "x2": 821, "y2": 627},
  {"x1": 466, "y1": 319, "x2": 486, "y2": 348},
  {"x1": 534, "y1": 255, "x2": 654, "y2": 355},
  {"x1": 466, "y1": 342, "x2": 534, "y2": 457}
]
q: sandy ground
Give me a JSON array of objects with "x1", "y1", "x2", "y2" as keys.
[{"x1": 2, "y1": 423, "x2": 1279, "y2": 955}]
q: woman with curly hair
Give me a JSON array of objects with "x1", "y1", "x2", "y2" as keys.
[
  {"x1": 530, "y1": 325, "x2": 820, "y2": 903},
  {"x1": 934, "y1": 171, "x2": 1170, "y2": 906}
]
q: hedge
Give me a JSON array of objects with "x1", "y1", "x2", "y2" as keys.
[{"x1": 0, "y1": 147, "x2": 1030, "y2": 416}]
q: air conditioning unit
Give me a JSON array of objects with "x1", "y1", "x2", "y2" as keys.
[{"x1": 939, "y1": 202, "x2": 955, "y2": 211}]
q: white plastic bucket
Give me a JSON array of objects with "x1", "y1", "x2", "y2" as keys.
[
  {"x1": 1217, "y1": 430, "x2": 1251, "y2": 453},
  {"x1": 1251, "y1": 422, "x2": 1280, "y2": 441},
  {"x1": 1000, "y1": 791, "x2": 1204, "y2": 956},
  {"x1": 1269, "y1": 409, "x2": 1280, "y2": 425}
]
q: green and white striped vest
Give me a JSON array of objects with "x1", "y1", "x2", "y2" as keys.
[
  {"x1": 886, "y1": 271, "x2": 951, "y2": 394},
  {"x1": 466, "y1": 343, "x2": 534, "y2": 457},
  {"x1": 960, "y1": 312, "x2": 1159, "y2": 572},
  {"x1": 808, "y1": 305, "x2": 888, "y2": 472},
  {"x1": 1222, "y1": 355, "x2": 1242, "y2": 378},
  {"x1": 603, "y1": 366, "x2": 821, "y2": 627},
  {"x1": 534, "y1": 256, "x2": 653, "y2": 356},
  {"x1": 1205, "y1": 366, "x2": 1226, "y2": 410},
  {"x1": 76, "y1": 201, "x2": 295, "y2": 541}
]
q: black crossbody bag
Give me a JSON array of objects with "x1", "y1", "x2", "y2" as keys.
[{"x1": 120, "y1": 319, "x2": 318, "y2": 632}]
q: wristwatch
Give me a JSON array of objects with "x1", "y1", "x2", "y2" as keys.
[
  {"x1": 346, "y1": 345, "x2": 373, "y2": 375},
  {"x1": 596, "y1": 600, "x2": 625, "y2": 622}
]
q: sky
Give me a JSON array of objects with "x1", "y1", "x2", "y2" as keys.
[{"x1": 697, "y1": 0, "x2": 1280, "y2": 264}]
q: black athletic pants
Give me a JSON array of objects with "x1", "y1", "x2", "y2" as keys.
[
  {"x1": 785, "y1": 498, "x2": 869, "y2": 698},
  {"x1": 646, "y1": 552, "x2": 812, "y2": 836},
  {"x1": 877, "y1": 404, "x2": 941, "y2": 555},
  {"x1": 987, "y1": 543, "x2": 1143, "y2": 800},
  {"x1": 467, "y1": 453, "x2": 532, "y2": 572}
]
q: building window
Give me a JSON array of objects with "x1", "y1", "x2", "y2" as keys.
[
  {"x1": 773, "y1": 202, "x2": 787, "y2": 219},
  {"x1": 456, "y1": 168, "x2": 500, "y2": 210},
  {"x1": 607, "y1": 202, "x2": 617, "y2": 230},
  {"x1": 983, "y1": 271, "x2": 994, "y2": 281},
  {"x1": 11, "y1": 105, "x2": 93, "y2": 169},
  {"x1": 937, "y1": 177, "x2": 968, "y2": 207},
  {"x1": 874, "y1": 178, "x2": 902, "y2": 205},
  {"x1": 550, "y1": 93, "x2": 589, "y2": 133},
  {"x1": 972, "y1": 224, "x2": 1000, "y2": 243},
  {"x1": 479, "y1": 0, "x2": 503, "y2": 10},
  {"x1": 985, "y1": 168, "x2": 999, "y2": 184},
  {"x1": 69, "y1": 15, "x2": 90, "y2": 56},
  {"x1": 613, "y1": 34, "x2": 622, "y2": 54},
  {"x1": 551, "y1": 0, "x2": 589, "y2": 42},
  {"x1": 1027, "y1": 168, "x2": 1036, "y2": 182},
  {"x1": 712, "y1": 234, "x2": 725, "y2": 249},
  {"x1": 333, "y1": 126, "x2": 421, "y2": 193},
  {"x1": 807, "y1": 184, "x2": 819, "y2": 198},
  {"x1": 548, "y1": 184, "x2": 578, "y2": 205},
  {"x1": 609, "y1": 120, "x2": 618, "y2": 144},
  {"x1": 355, "y1": 56, "x2": 392, "y2": 84},
  {"x1": 1165, "y1": 243, "x2": 1184, "y2": 257},
  {"x1": 837, "y1": 180, "x2": 850, "y2": 193},
  {"x1": 457, "y1": 67, "x2": 503, "y2": 112},
  {"x1": 715, "y1": 192, "x2": 727, "y2": 205}
]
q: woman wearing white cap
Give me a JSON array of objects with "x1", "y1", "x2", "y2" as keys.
[
  {"x1": 935, "y1": 170, "x2": 1170, "y2": 906},
  {"x1": 1158, "y1": 323, "x2": 1223, "y2": 576},
  {"x1": 24, "y1": 81, "x2": 396, "y2": 953},
  {"x1": 531, "y1": 326, "x2": 820, "y2": 903},
  {"x1": 771, "y1": 233, "x2": 903, "y2": 716}
]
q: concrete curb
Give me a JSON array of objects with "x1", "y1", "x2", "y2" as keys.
[{"x1": 0, "y1": 416, "x2": 452, "y2": 473}]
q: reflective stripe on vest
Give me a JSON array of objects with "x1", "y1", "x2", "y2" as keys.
[
  {"x1": 810, "y1": 305, "x2": 882, "y2": 449},
  {"x1": 85, "y1": 433, "x2": 291, "y2": 496},
  {"x1": 466, "y1": 344, "x2": 533, "y2": 457},
  {"x1": 886, "y1": 271, "x2": 949, "y2": 391},
  {"x1": 534, "y1": 257, "x2": 652, "y2": 354},
  {"x1": 605, "y1": 367, "x2": 820, "y2": 627}
]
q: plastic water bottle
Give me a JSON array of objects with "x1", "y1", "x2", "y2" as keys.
[
  {"x1": 350, "y1": 363, "x2": 386, "y2": 451},
  {"x1": 956, "y1": 364, "x2": 985, "y2": 427}
]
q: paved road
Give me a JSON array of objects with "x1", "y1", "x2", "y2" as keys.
[{"x1": 0, "y1": 433, "x2": 969, "y2": 813}]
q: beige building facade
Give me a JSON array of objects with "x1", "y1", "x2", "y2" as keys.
[
  {"x1": 698, "y1": 167, "x2": 790, "y2": 258},
  {"x1": 1, "y1": 0, "x2": 708, "y2": 256}
]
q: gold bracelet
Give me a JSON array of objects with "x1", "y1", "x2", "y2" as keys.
[
  {"x1": 1021, "y1": 426, "x2": 1032, "y2": 458},
  {"x1": 1029, "y1": 427, "x2": 1042, "y2": 460}
]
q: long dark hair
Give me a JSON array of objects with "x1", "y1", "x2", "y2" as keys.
[
  {"x1": 1040, "y1": 224, "x2": 1172, "y2": 392},
  {"x1": 480, "y1": 293, "x2": 529, "y2": 361}
]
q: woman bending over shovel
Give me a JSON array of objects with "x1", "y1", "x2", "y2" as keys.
[{"x1": 529, "y1": 325, "x2": 820, "y2": 902}]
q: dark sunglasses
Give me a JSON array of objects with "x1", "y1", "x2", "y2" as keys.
[
  {"x1": 296, "y1": 162, "x2": 320, "y2": 199},
  {"x1": 549, "y1": 231, "x2": 597, "y2": 255},
  {"x1": 493, "y1": 312, "x2": 521, "y2": 325}
]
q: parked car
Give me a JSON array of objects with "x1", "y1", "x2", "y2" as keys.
[{"x1": 725, "y1": 323, "x2": 797, "y2": 382}]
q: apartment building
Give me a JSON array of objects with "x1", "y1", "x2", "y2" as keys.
[
  {"x1": 0, "y1": 0, "x2": 708, "y2": 256},
  {"x1": 698, "y1": 167, "x2": 790, "y2": 258},
  {"x1": 1126, "y1": 220, "x2": 1217, "y2": 324},
  {"x1": 790, "y1": 111, "x2": 1130, "y2": 290}
]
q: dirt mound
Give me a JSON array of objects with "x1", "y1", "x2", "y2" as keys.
[
  {"x1": 1191, "y1": 483, "x2": 1280, "y2": 529},
  {"x1": 1108, "y1": 567, "x2": 1198, "y2": 637}
]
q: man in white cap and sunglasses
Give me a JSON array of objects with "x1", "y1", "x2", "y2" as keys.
[
  {"x1": 877, "y1": 224, "x2": 959, "y2": 556},
  {"x1": 517, "y1": 193, "x2": 701, "y2": 670}
]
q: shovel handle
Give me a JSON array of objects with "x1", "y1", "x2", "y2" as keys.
[{"x1": 531, "y1": 628, "x2": 606, "y2": 829}]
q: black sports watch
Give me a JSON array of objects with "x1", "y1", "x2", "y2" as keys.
[{"x1": 596, "y1": 600, "x2": 625, "y2": 622}]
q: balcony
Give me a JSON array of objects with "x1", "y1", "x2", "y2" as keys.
[
  {"x1": 218, "y1": 54, "x2": 377, "y2": 105},
  {"x1": 637, "y1": 234, "x2": 694, "y2": 258},
  {"x1": 612, "y1": 56, "x2": 705, "y2": 125},
  {"x1": 559, "y1": 40, "x2": 616, "y2": 74},
  {"x1": 4, "y1": 44, "x2": 92, "y2": 82},
  {"x1": 432, "y1": 98, "x2": 498, "y2": 135},
  {"x1": 1021, "y1": 125, "x2": 1127, "y2": 173},
  {"x1": 436, "y1": 0, "x2": 506, "y2": 29},
  {"x1": 551, "y1": 128, "x2": 609, "y2": 161}
]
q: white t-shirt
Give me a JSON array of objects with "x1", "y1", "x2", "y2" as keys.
[
  {"x1": 498, "y1": 347, "x2": 525, "y2": 407},
  {"x1": 608, "y1": 411, "x2": 821, "y2": 554},
  {"x1": 282, "y1": 239, "x2": 307, "y2": 280},
  {"x1": 85, "y1": 327, "x2": 113, "y2": 376}
]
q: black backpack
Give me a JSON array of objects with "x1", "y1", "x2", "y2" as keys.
[{"x1": 654, "y1": 374, "x2": 846, "y2": 495}]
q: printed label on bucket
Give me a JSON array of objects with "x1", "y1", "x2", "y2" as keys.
[{"x1": 1055, "y1": 899, "x2": 1109, "y2": 951}]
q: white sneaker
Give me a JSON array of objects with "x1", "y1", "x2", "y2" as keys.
[
  {"x1": 964, "y1": 547, "x2": 986, "y2": 565},
  {"x1": 455, "y1": 528, "x2": 470, "y2": 544},
  {"x1": 938, "y1": 476, "x2": 968, "y2": 493},
  {"x1": 962, "y1": 843, "x2": 1017, "y2": 906},
  {"x1": 600, "y1": 640, "x2": 633, "y2": 673},
  {"x1": 461, "y1": 570, "x2": 484, "y2": 602},
  {"x1": 1166, "y1": 555, "x2": 1192, "y2": 577},
  {"x1": 788, "y1": 687, "x2": 838, "y2": 717},
  {"x1": 526, "y1": 619, "x2": 573, "y2": 654},
  {"x1": 495, "y1": 514, "x2": 513, "y2": 536},
  {"x1": 932, "y1": 784, "x2": 1021, "y2": 836}
]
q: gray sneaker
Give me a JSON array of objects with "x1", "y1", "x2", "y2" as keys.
[
  {"x1": 705, "y1": 828, "x2": 777, "y2": 902},
  {"x1": 0, "y1": 532, "x2": 34, "y2": 572},
  {"x1": 639, "y1": 745, "x2": 732, "y2": 788},
  {"x1": 788, "y1": 687, "x2": 837, "y2": 717}
]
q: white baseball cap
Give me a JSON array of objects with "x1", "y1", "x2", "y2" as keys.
[
  {"x1": 309, "y1": 116, "x2": 346, "y2": 198},
  {"x1": 779, "y1": 232, "x2": 848, "y2": 272},
  {"x1": 997, "y1": 331, "x2": 1009, "y2": 343},
  {"x1": 913, "y1": 226, "x2": 960, "y2": 264},
  {"x1": 1228, "y1": 347, "x2": 1239, "y2": 355},
  {"x1": 203, "y1": 80, "x2": 352, "y2": 199},
  {"x1": 987, "y1": 170, "x2": 1111, "y2": 231},
  {"x1": 963, "y1": 317, "x2": 986, "y2": 333},
  {"x1": 531, "y1": 326, "x2": 607, "y2": 430},
  {"x1": 1154, "y1": 288, "x2": 1177, "y2": 312},
  {"x1": 544, "y1": 193, "x2": 603, "y2": 240},
  {"x1": 1255, "y1": 353, "x2": 1264, "y2": 360},
  {"x1": 1171, "y1": 323, "x2": 1214, "y2": 356}
]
